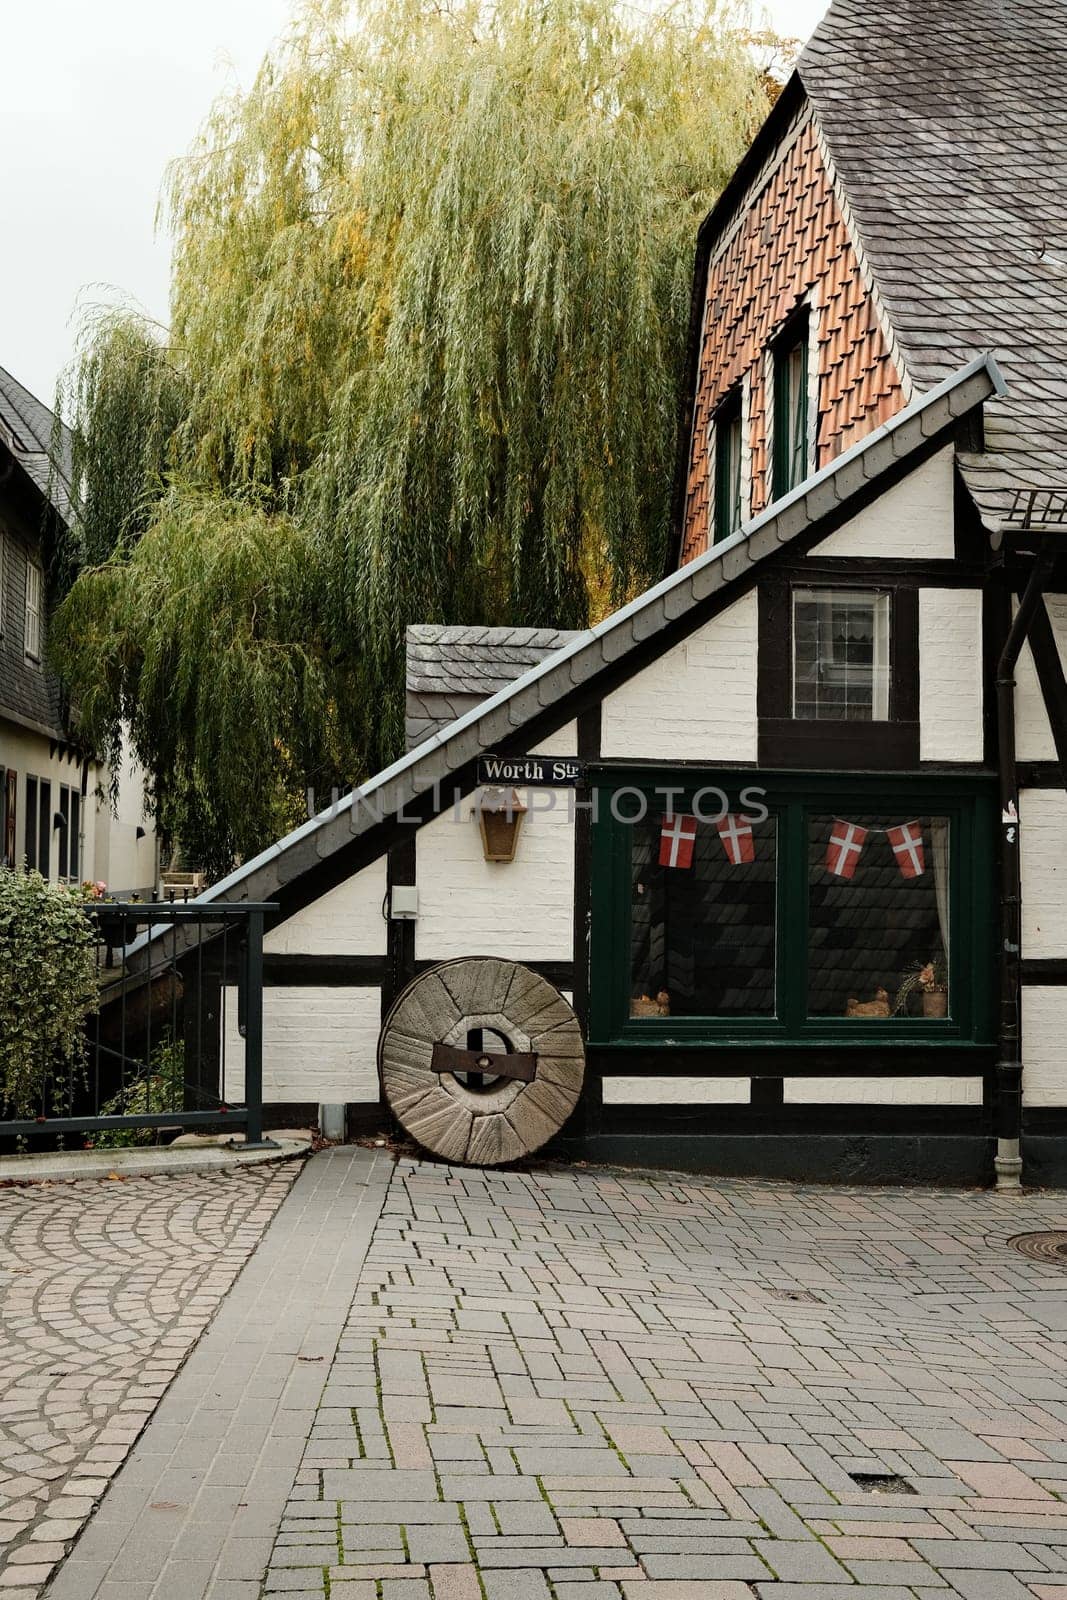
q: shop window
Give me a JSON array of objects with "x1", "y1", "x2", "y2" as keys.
[
  {"x1": 808, "y1": 814, "x2": 950, "y2": 1019},
  {"x1": 713, "y1": 390, "x2": 744, "y2": 543},
  {"x1": 590, "y1": 776, "x2": 992, "y2": 1046},
  {"x1": 25, "y1": 561, "x2": 42, "y2": 661},
  {"x1": 630, "y1": 812, "x2": 777, "y2": 1018},
  {"x1": 772, "y1": 311, "x2": 810, "y2": 498},
  {"x1": 793, "y1": 588, "x2": 890, "y2": 721}
]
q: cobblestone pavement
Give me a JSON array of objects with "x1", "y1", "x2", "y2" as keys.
[
  {"x1": 261, "y1": 1157, "x2": 1067, "y2": 1600},
  {"x1": 0, "y1": 1162, "x2": 300, "y2": 1598}
]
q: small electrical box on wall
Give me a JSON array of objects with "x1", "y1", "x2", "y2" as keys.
[{"x1": 390, "y1": 885, "x2": 419, "y2": 920}]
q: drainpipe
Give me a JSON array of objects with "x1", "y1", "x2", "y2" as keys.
[{"x1": 994, "y1": 541, "x2": 1054, "y2": 1189}]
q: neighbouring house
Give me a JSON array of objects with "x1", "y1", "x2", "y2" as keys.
[
  {"x1": 179, "y1": 0, "x2": 1067, "y2": 1185},
  {"x1": 0, "y1": 365, "x2": 158, "y2": 896}
]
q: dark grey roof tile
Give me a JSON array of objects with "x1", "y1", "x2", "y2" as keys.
[{"x1": 801, "y1": 0, "x2": 1067, "y2": 523}]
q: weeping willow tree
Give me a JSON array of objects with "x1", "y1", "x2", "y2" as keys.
[{"x1": 52, "y1": 0, "x2": 779, "y2": 873}]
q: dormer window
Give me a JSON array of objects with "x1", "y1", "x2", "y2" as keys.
[
  {"x1": 713, "y1": 389, "x2": 743, "y2": 543},
  {"x1": 772, "y1": 310, "x2": 811, "y2": 498}
]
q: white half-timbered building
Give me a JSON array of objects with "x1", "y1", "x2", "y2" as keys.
[{"x1": 197, "y1": 0, "x2": 1067, "y2": 1186}]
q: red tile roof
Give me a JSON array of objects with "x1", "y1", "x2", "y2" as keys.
[{"x1": 680, "y1": 116, "x2": 904, "y2": 564}]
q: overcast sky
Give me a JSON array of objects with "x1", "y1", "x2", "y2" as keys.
[{"x1": 0, "y1": 0, "x2": 828, "y2": 411}]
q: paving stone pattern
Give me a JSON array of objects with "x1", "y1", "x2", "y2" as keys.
[
  {"x1": 42, "y1": 1147, "x2": 390, "y2": 1600},
  {"x1": 264, "y1": 1157, "x2": 1067, "y2": 1600},
  {"x1": 0, "y1": 1163, "x2": 299, "y2": 1599}
]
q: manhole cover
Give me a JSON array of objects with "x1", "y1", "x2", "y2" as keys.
[
  {"x1": 766, "y1": 1287, "x2": 821, "y2": 1304},
  {"x1": 849, "y1": 1473, "x2": 916, "y2": 1495},
  {"x1": 1008, "y1": 1231, "x2": 1067, "y2": 1263}
]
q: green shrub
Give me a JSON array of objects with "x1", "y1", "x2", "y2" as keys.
[
  {"x1": 0, "y1": 869, "x2": 98, "y2": 1117},
  {"x1": 91, "y1": 1032, "x2": 186, "y2": 1148}
]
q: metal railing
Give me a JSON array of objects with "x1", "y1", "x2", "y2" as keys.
[{"x1": 1, "y1": 901, "x2": 277, "y2": 1148}]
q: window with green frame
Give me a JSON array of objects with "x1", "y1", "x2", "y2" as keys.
[
  {"x1": 589, "y1": 773, "x2": 995, "y2": 1046},
  {"x1": 772, "y1": 311, "x2": 810, "y2": 498},
  {"x1": 713, "y1": 389, "x2": 743, "y2": 543}
]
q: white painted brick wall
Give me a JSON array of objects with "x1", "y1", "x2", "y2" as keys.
[
  {"x1": 1016, "y1": 597, "x2": 1067, "y2": 762},
  {"x1": 919, "y1": 589, "x2": 984, "y2": 762},
  {"x1": 816, "y1": 445, "x2": 955, "y2": 558},
  {"x1": 414, "y1": 793, "x2": 574, "y2": 961},
  {"x1": 600, "y1": 589, "x2": 758, "y2": 761},
  {"x1": 1022, "y1": 987, "x2": 1067, "y2": 1106},
  {"x1": 784, "y1": 1077, "x2": 983, "y2": 1105},
  {"x1": 223, "y1": 985, "x2": 381, "y2": 1103},
  {"x1": 531, "y1": 723, "x2": 577, "y2": 758},
  {"x1": 1020, "y1": 788, "x2": 1067, "y2": 958},
  {"x1": 264, "y1": 856, "x2": 387, "y2": 955},
  {"x1": 1017, "y1": 640, "x2": 1055, "y2": 762},
  {"x1": 603, "y1": 1077, "x2": 750, "y2": 1105}
]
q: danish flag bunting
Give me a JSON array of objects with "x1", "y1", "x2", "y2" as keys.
[
  {"x1": 716, "y1": 814, "x2": 755, "y2": 866},
  {"x1": 826, "y1": 819, "x2": 868, "y2": 879},
  {"x1": 886, "y1": 821, "x2": 926, "y2": 878},
  {"x1": 659, "y1": 814, "x2": 698, "y2": 870}
]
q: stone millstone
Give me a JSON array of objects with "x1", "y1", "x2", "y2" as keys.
[{"x1": 378, "y1": 958, "x2": 585, "y2": 1166}]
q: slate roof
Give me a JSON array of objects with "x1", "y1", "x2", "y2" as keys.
[
  {"x1": 406, "y1": 625, "x2": 584, "y2": 749},
  {"x1": 0, "y1": 366, "x2": 73, "y2": 525},
  {"x1": 799, "y1": 0, "x2": 1067, "y2": 526},
  {"x1": 179, "y1": 353, "x2": 1000, "y2": 914},
  {"x1": 0, "y1": 367, "x2": 72, "y2": 738}
]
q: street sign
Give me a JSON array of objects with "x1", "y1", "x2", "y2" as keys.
[{"x1": 477, "y1": 753, "x2": 585, "y2": 786}]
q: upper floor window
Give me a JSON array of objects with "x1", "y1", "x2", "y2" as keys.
[
  {"x1": 772, "y1": 310, "x2": 811, "y2": 498},
  {"x1": 25, "y1": 560, "x2": 42, "y2": 661},
  {"x1": 713, "y1": 389, "x2": 743, "y2": 543},
  {"x1": 793, "y1": 587, "x2": 890, "y2": 721}
]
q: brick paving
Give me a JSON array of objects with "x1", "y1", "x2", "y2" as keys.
[
  {"x1": 264, "y1": 1156, "x2": 1067, "y2": 1600},
  {"x1": 21, "y1": 1149, "x2": 1067, "y2": 1599},
  {"x1": 0, "y1": 1163, "x2": 300, "y2": 1599}
]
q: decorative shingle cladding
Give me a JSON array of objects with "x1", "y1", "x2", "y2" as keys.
[{"x1": 680, "y1": 114, "x2": 905, "y2": 564}]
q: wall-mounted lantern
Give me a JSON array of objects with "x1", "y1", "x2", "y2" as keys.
[{"x1": 476, "y1": 786, "x2": 527, "y2": 862}]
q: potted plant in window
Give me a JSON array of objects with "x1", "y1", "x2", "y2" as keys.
[{"x1": 894, "y1": 955, "x2": 948, "y2": 1018}]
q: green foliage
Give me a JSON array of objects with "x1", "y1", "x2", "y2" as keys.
[
  {"x1": 51, "y1": 486, "x2": 342, "y2": 874},
  {"x1": 0, "y1": 870, "x2": 98, "y2": 1117},
  {"x1": 90, "y1": 1031, "x2": 186, "y2": 1148},
  {"x1": 64, "y1": 311, "x2": 189, "y2": 571},
  {"x1": 54, "y1": 0, "x2": 774, "y2": 869}
]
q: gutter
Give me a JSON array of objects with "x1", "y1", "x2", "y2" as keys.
[{"x1": 993, "y1": 539, "x2": 1055, "y2": 1190}]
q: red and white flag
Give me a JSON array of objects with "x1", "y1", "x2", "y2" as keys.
[
  {"x1": 716, "y1": 814, "x2": 755, "y2": 866},
  {"x1": 826, "y1": 820, "x2": 868, "y2": 879},
  {"x1": 659, "y1": 814, "x2": 698, "y2": 869},
  {"x1": 887, "y1": 821, "x2": 925, "y2": 878}
]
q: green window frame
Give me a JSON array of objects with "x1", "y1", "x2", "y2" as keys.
[
  {"x1": 588, "y1": 771, "x2": 995, "y2": 1049},
  {"x1": 713, "y1": 390, "x2": 743, "y2": 543},
  {"x1": 773, "y1": 312, "x2": 810, "y2": 499}
]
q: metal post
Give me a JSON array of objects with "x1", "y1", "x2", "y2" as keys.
[{"x1": 239, "y1": 908, "x2": 277, "y2": 1149}]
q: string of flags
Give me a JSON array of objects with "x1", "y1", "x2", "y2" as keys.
[{"x1": 658, "y1": 814, "x2": 927, "y2": 879}]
